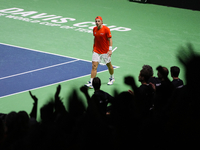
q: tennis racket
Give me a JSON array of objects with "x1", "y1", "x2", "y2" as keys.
[
  {"x1": 112, "y1": 47, "x2": 117, "y2": 52},
  {"x1": 99, "y1": 47, "x2": 117, "y2": 65}
]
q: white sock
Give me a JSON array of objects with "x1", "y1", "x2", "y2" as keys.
[
  {"x1": 90, "y1": 78, "x2": 93, "y2": 83},
  {"x1": 110, "y1": 74, "x2": 114, "y2": 79}
]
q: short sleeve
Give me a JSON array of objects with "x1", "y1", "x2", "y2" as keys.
[{"x1": 106, "y1": 27, "x2": 112, "y2": 38}]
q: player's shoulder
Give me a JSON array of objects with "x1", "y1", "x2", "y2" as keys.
[
  {"x1": 102, "y1": 25, "x2": 111, "y2": 33},
  {"x1": 102, "y1": 25, "x2": 110, "y2": 30},
  {"x1": 93, "y1": 26, "x2": 98, "y2": 30}
]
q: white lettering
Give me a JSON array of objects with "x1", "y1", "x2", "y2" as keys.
[
  {"x1": 107, "y1": 25, "x2": 117, "y2": 29},
  {"x1": 13, "y1": 16, "x2": 24, "y2": 20},
  {"x1": 88, "y1": 25, "x2": 117, "y2": 30},
  {"x1": 88, "y1": 25, "x2": 96, "y2": 29},
  {"x1": 51, "y1": 18, "x2": 76, "y2": 23},
  {"x1": 0, "y1": 7, "x2": 132, "y2": 33},
  {"x1": 76, "y1": 23, "x2": 117, "y2": 30},
  {"x1": 42, "y1": 16, "x2": 62, "y2": 20},
  {"x1": 30, "y1": 20, "x2": 40, "y2": 23},
  {"x1": 5, "y1": 15, "x2": 15, "y2": 18},
  {"x1": 73, "y1": 22, "x2": 95, "y2": 28},
  {"x1": 0, "y1": 13, "x2": 7, "y2": 16},
  {"x1": 75, "y1": 28, "x2": 92, "y2": 33},
  {"x1": 30, "y1": 13, "x2": 56, "y2": 19},
  {"x1": 40, "y1": 22, "x2": 47, "y2": 25},
  {"x1": 12, "y1": 11, "x2": 38, "y2": 16},
  {"x1": 110, "y1": 27, "x2": 131, "y2": 31},
  {"x1": 40, "y1": 22, "x2": 61, "y2": 26},
  {"x1": 0, "y1": 8, "x2": 24, "y2": 13},
  {"x1": 60, "y1": 26, "x2": 75, "y2": 29},
  {"x1": 22, "y1": 18, "x2": 32, "y2": 22}
]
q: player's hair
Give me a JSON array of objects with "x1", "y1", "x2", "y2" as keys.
[
  {"x1": 92, "y1": 77, "x2": 101, "y2": 90},
  {"x1": 170, "y1": 66, "x2": 180, "y2": 77}
]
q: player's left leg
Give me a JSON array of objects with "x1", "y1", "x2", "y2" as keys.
[{"x1": 106, "y1": 62, "x2": 115, "y2": 85}]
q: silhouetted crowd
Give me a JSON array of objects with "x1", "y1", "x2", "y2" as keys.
[{"x1": 0, "y1": 44, "x2": 200, "y2": 150}]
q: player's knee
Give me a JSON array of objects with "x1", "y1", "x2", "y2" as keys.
[
  {"x1": 92, "y1": 64, "x2": 98, "y2": 70},
  {"x1": 106, "y1": 62, "x2": 113, "y2": 68}
]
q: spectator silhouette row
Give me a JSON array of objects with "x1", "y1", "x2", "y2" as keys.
[{"x1": 0, "y1": 44, "x2": 200, "y2": 150}]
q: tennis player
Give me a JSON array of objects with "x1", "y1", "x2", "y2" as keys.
[{"x1": 85, "y1": 16, "x2": 115, "y2": 88}]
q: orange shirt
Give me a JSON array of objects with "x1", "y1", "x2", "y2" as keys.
[{"x1": 93, "y1": 25, "x2": 112, "y2": 54}]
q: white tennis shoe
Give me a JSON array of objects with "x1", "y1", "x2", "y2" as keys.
[
  {"x1": 107, "y1": 78, "x2": 115, "y2": 85},
  {"x1": 85, "y1": 81, "x2": 93, "y2": 89}
]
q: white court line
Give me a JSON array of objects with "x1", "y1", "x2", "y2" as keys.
[
  {"x1": 0, "y1": 42, "x2": 120, "y2": 68},
  {"x1": 0, "y1": 42, "x2": 120, "y2": 98},
  {"x1": 0, "y1": 69, "x2": 111, "y2": 99},
  {"x1": 0, "y1": 59, "x2": 79, "y2": 80}
]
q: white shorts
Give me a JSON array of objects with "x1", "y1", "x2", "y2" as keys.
[{"x1": 92, "y1": 52, "x2": 111, "y2": 64}]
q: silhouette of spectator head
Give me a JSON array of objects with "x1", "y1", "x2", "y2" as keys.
[
  {"x1": 5, "y1": 111, "x2": 19, "y2": 135},
  {"x1": 112, "y1": 91, "x2": 134, "y2": 123},
  {"x1": 142, "y1": 65, "x2": 153, "y2": 77},
  {"x1": 157, "y1": 66, "x2": 169, "y2": 81},
  {"x1": 139, "y1": 68, "x2": 152, "y2": 83},
  {"x1": 92, "y1": 77, "x2": 101, "y2": 90},
  {"x1": 18, "y1": 111, "x2": 29, "y2": 131},
  {"x1": 40, "y1": 102, "x2": 54, "y2": 122},
  {"x1": 170, "y1": 66, "x2": 180, "y2": 78}
]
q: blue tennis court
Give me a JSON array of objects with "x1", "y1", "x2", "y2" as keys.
[{"x1": 0, "y1": 43, "x2": 118, "y2": 98}]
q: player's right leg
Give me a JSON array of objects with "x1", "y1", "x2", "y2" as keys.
[
  {"x1": 91, "y1": 61, "x2": 99, "y2": 78},
  {"x1": 85, "y1": 52, "x2": 100, "y2": 88},
  {"x1": 85, "y1": 61, "x2": 98, "y2": 88}
]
